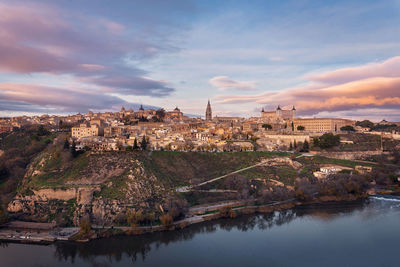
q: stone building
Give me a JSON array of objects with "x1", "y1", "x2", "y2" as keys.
[
  {"x1": 166, "y1": 107, "x2": 183, "y2": 121},
  {"x1": 293, "y1": 118, "x2": 355, "y2": 133},
  {"x1": 71, "y1": 123, "x2": 100, "y2": 139},
  {"x1": 261, "y1": 105, "x2": 296, "y2": 121}
]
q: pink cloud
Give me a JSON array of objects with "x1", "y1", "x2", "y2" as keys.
[
  {"x1": 215, "y1": 57, "x2": 400, "y2": 117},
  {"x1": 307, "y1": 56, "x2": 400, "y2": 84}
]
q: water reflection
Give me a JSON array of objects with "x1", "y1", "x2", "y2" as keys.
[{"x1": 53, "y1": 200, "x2": 368, "y2": 265}]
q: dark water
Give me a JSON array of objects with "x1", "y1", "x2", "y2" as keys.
[{"x1": 1, "y1": 197, "x2": 400, "y2": 267}]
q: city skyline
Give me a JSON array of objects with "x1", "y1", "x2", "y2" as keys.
[{"x1": 1, "y1": 0, "x2": 400, "y2": 121}]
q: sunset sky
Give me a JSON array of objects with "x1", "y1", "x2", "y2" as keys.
[{"x1": 1, "y1": 0, "x2": 400, "y2": 121}]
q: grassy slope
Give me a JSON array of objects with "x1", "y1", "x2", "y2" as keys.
[
  {"x1": 18, "y1": 149, "x2": 381, "y2": 208},
  {"x1": 23, "y1": 149, "x2": 375, "y2": 190},
  {"x1": 139, "y1": 151, "x2": 290, "y2": 187}
]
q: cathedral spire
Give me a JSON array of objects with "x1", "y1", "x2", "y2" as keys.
[{"x1": 206, "y1": 100, "x2": 212, "y2": 121}]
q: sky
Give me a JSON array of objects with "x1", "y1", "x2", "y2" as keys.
[{"x1": 1, "y1": 0, "x2": 400, "y2": 121}]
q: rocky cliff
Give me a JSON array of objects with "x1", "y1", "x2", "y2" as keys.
[{"x1": 7, "y1": 144, "x2": 170, "y2": 226}]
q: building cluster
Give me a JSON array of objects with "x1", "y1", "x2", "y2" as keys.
[{"x1": 1, "y1": 101, "x2": 399, "y2": 152}]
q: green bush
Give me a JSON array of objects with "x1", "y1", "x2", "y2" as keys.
[{"x1": 313, "y1": 133, "x2": 340, "y2": 149}]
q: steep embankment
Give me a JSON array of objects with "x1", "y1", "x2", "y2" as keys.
[
  {"x1": 7, "y1": 145, "x2": 297, "y2": 226},
  {"x1": 0, "y1": 127, "x2": 56, "y2": 205}
]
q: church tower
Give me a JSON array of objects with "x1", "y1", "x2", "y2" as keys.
[
  {"x1": 276, "y1": 105, "x2": 282, "y2": 117},
  {"x1": 206, "y1": 100, "x2": 212, "y2": 121}
]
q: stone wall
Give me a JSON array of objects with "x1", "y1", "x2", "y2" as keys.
[{"x1": 314, "y1": 150, "x2": 387, "y2": 160}]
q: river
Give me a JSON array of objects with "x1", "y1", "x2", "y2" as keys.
[{"x1": 1, "y1": 196, "x2": 399, "y2": 267}]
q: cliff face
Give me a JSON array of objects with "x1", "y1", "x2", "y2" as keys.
[{"x1": 8, "y1": 148, "x2": 169, "y2": 226}]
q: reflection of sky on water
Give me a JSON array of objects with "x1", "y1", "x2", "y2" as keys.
[{"x1": 1, "y1": 198, "x2": 399, "y2": 267}]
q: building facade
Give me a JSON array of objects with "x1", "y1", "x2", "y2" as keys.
[
  {"x1": 293, "y1": 118, "x2": 355, "y2": 133},
  {"x1": 71, "y1": 123, "x2": 100, "y2": 138},
  {"x1": 261, "y1": 105, "x2": 296, "y2": 121}
]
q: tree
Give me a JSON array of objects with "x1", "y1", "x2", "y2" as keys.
[
  {"x1": 294, "y1": 140, "x2": 297, "y2": 149},
  {"x1": 140, "y1": 135, "x2": 147, "y2": 150},
  {"x1": 297, "y1": 125, "x2": 305, "y2": 131},
  {"x1": 160, "y1": 214, "x2": 173, "y2": 228},
  {"x1": 79, "y1": 215, "x2": 91, "y2": 235},
  {"x1": 63, "y1": 139, "x2": 70, "y2": 149},
  {"x1": 340, "y1": 125, "x2": 355, "y2": 132},
  {"x1": 133, "y1": 138, "x2": 139, "y2": 150},
  {"x1": 0, "y1": 205, "x2": 8, "y2": 224},
  {"x1": 313, "y1": 133, "x2": 340, "y2": 149},
  {"x1": 70, "y1": 140, "x2": 78, "y2": 158},
  {"x1": 37, "y1": 125, "x2": 49, "y2": 136},
  {"x1": 289, "y1": 142, "x2": 293, "y2": 150},
  {"x1": 262, "y1": 124, "x2": 272, "y2": 130},
  {"x1": 166, "y1": 199, "x2": 189, "y2": 220},
  {"x1": 156, "y1": 108, "x2": 166, "y2": 121},
  {"x1": 356, "y1": 120, "x2": 374, "y2": 128},
  {"x1": 301, "y1": 140, "x2": 309, "y2": 152},
  {"x1": 139, "y1": 116, "x2": 148, "y2": 122},
  {"x1": 127, "y1": 209, "x2": 144, "y2": 227},
  {"x1": 219, "y1": 206, "x2": 236, "y2": 218},
  {"x1": 291, "y1": 121, "x2": 294, "y2": 131}
]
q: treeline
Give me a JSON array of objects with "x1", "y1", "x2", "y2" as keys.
[
  {"x1": 356, "y1": 120, "x2": 400, "y2": 132},
  {"x1": 111, "y1": 198, "x2": 189, "y2": 228},
  {"x1": 295, "y1": 166, "x2": 399, "y2": 201}
]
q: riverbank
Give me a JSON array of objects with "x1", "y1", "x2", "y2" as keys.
[
  {"x1": 2, "y1": 196, "x2": 399, "y2": 267},
  {"x1": 1, "y1": 193, "x2": 376, "y2": 244}
]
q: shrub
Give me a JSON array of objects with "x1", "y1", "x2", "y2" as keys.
[
  {"x1": 313, "y1": 133, "x2": 340, "y2": 149},
  {"x1": 219, "y1": 206, "x2": 236, "y2": 218},
  {"x1": 160, "y1": 214, "x2": 173, "y2": 227},
  {"x1": 355, "y1": 120, "x2": 374, "y2": 128},
  {"x1": 166, "y1": 199, "x2": 189, "y2": 220},
  {"x1": 0, "y1": 205, "x2": 8, "y2": 224},
  {"x1": 340, "y1": 125, "x2": 355, "y2": 132},
  {"x1": 219, "y1": 206, "x2": 231, "y2": 217},
  {"x1": 295, "y1": 178, "x2": 317, "y2": 201},
  {"x1": 127, "y1": 209, "x2": 144, "y2": 227},
  {"x1": 79, "y1": 215, "x2": 91, "y2": 235},
  {"x1": 61, "y1": 138, "x2": 69, "y2": 150},
  {"x1": 300, "y1": 140, "x2": 309, "y2": 152}
]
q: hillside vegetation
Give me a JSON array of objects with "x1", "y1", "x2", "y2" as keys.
[
  {"x1": 4, "y1": 135, "x2": 399, "y2": 227},
  {"x1": 0, "y1": 126, "x2": 57, "y2": 205}
]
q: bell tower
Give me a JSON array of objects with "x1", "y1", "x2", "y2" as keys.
[{"x1": 206, "y1": 100, "x2": 212, "y2": 121}]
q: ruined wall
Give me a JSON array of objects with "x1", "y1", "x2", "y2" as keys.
[{"x1": 314, "y1": 150, "x2": 387, "y2": 160}]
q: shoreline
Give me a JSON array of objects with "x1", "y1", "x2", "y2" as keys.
[{"x1": 0, "y1": 193, "x2": 376, "y2": 244}]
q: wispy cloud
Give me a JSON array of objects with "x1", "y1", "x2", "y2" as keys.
[
  {"x1": 0, "y1": 83, "x2": 127, "y2": 113},
  {"x1": 306, "y1": 56, "x2": 400, "y2": 85},
  {"x1": 209, "y1": 76, "x2": 256, "y2": 91}
]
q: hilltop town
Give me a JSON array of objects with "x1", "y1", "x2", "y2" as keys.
[{"x1": 1, "y1": 101, "x2": 400, "y2": 153}]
